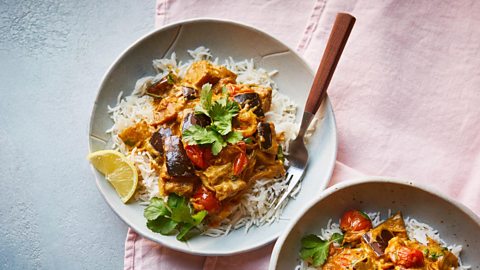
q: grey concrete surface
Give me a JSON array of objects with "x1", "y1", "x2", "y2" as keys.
[{"x1": 0, "y1": 1, "x2": 154, "y2": 269}]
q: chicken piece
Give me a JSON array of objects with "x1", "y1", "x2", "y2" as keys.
[
  {"x1": 158, "y1": 158, "x2": 197, "y2": 197},
  {"x1": 118, "y1": 121, "x2": 152, "y2": 148},
  {"x1": 323, "y1": 247, "x2": 370, "y2": 270},
  {"x1": 153, "y1": 98, "x2": 184, "y2": 125},
  {"x1": 248, "y1": 160, "x2": 285, "y2": 183},
  {"x1": 200, "y1": 163, "x2": 232, "y2": 188},
  {"x1": 198, "y1": 163, "x2": 247, "y2": 201},
  {"x1": 213, "y1": 179, "x2": 247, "y2": 201},
  {"x1": 421, "y1": 237, "x2": 459, "y2": 269},
  {"x1": 183, "y1": 60, "x2": 236, "y2": 88},
  {"x1": 164, "y1": 181, "x2": 195, "y2": 197},
  {"x1": 212, "y1": 77, "x2": 237, "y2": 94},
  {"x1": 254, "y1": 151, "x2": 277, "y2": 166},
  {"x1": 437, "y1": 251, "x2": 459, "y2": 269}
]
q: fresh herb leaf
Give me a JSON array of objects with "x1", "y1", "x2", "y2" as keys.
[
  {"x1": 300, "y1": 233, "x2": 344, "y2": 267},
  {"x1": 243, "y1": 137, "x2": 253, "y2": 144},
  {"x1": 143, "y1": 195, "x2": 209, "y2": 242},
  {"x1": 146, "y1": 217, "x2": 178, "y2": 235},
  {"x1": 184, "y1": 83, "x2": 243, "y2": 155},
  {"x1": 177, "y1": 223, "x2": 196, "y2": 241},
  {"x1": 209, "y1": 98, "x2": 239, "y2": 135},
  {"x1": 195, "y1": 83, "x2": 213, "y2": 116},
  {"x1": 176, "y1": 210, "x2": 208, "y2": 241},
  {"x1": 182, "y1": 125, "x2": 219, "y2": 145},
  {"x1": 359, "y1": 211, "x2": 371, "y2": 221},
  {"x1": 168, "y1": 194, "x2": 194, "y2": 223},
  {"x1": 144, "y1": 197, "x2": 169, "y2": 220},
  {"x1": 183, "y1": 125, "x2": 227, "y2": 155},
  {"x1": 330, "y1": 233, "x2": 344, "y2": 244},
  {"x1": 212, "y1": 140, "x2": 225, "y2": 155},
  {"x1": 226, "y1": 131, "x2": 243, "y2": 144},
  {"x1": 429, "y1": 251, "x2": 444, "y2": 260},
  {"x1": 192, "y1": 210, "x2": 208, "y2": 224}
]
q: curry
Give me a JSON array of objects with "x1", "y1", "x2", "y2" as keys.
[
  {"x1": 118, "y1": 60, "x2": 286, "y2": 225},
  {"x1": 301, "y1": 210, "x2": 459, "y2": 270}
]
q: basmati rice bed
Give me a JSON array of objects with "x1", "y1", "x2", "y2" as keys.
[{"x1": 107, "y1": 47, "x2": 302, "y2": 237}]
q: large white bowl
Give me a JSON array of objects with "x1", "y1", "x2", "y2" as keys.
[
  {"x1": 269, "y1": 178, "x2": 480, "y2": 269},
  {"x1": 88, "y1": 18, "x2": 338, "y2": 255}
]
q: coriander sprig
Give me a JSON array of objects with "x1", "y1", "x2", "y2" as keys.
[
  {"x1": 144, "y1": 195, "x2": 208, "y2": 241},
  {"x1": 300, "y1": 233, "x2": 344, "y2": 267},
  {"x1": 183, "y1": 84, "x2": 243, "y2": 155}
]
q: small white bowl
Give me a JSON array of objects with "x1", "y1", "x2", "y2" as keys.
[
  {"x1": 269, "y1": 178, "x2": 480, "y2": 269},
  {"x1": 88, "y1": 18, "x2": 338, "y2": 255}
]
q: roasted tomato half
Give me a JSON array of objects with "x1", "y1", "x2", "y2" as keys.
[
  {"x1": 184, "y1": 144, "x2": 212, "y2": 169},
  {"x1": 233, "y1": 141, "x2": 248, "y2": 176},
  {"x1": 192, "y1": 186, "x2": 221, "y2": 214},
  {"x1": 390, "y1": 246, "x2": 424, "y2": 267},
  {"x1": 340, "y1": 210, "x2": 373, "y2": 232}
]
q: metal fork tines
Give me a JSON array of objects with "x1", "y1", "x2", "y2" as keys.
[
  {"x1": 274, "y1": 111, "x2": 314, "y2": 210},
  {"x1": 272, "y1": 13, "x2": 356, "y2": 211}
]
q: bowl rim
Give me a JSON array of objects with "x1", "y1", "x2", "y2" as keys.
[
  {"x1": 269, "y1": 176, "x2": 480, "y2": 269},
  {"x1": 88, "y1": 17, "x2": 339, "y2": 255}
]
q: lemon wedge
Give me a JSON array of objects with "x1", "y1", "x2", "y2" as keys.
[{"x1": 87, "y1": 150, "x2": 138, "y2": 203}]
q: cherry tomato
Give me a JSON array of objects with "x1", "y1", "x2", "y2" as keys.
[
  {"x1": 391, "y1": 246, "x2": 424, "y2": 267},
  {"x1": 203, "y1": 147, "x2": 213, "y2": 163},
  {"x1": 233, "y1": 152, "x2": 248, "y2": 176},
  {"x1": 192, "y1": 186, "x2": 221, "y2": 213},
  {"x1": 233, "y1": 142, "x2": 248, "y2": 176},
  {"x1": 340, "y1": 210, "x2": 372, "y2": 232},
  {"x1": 184, "y1": 145, "x2": 211, "y2": 169}
]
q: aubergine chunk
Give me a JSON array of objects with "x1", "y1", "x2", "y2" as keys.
[
  {"x1": 257, "y1": 122, "x2": 278, "y2": 155},
  {"x1": 146, "y1": 127, "x2": 172, "y2": 157},
  {"x1": 164, "y1": 135, "x2": 196, "y2": 178},
  {"x1": 148, "y1": 131, "x2": 164, "y2": 155},
  {"x1": 362, "y1": 212, "x2": 408, "y2": 256},
  {"x1": 182, "y1": 86, "x2": 197, "y2": 100},
  {"x1": 147, "y1": 74, "x2": 175, "y2": 97},
  {"x1": 182, "y1": 112, "x2": 211, "y2": 132},
  {"x1": 257, "y1": 122, "x2": 272, "y2": 149},
  {"x1": 250, "y1": 85, "x2": 272, "y2": 113},
  {"x1": 234, "y1": 93, "x2": 264, "y2": 117},
  {"x1": 183, "y1": 60, "x2": 237, "y2": 88}
]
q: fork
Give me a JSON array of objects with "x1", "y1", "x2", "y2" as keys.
[{"x1": 274, "y1": 13, "x2": 356, "y2": 210}]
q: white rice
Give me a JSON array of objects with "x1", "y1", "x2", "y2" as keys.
[
  {"x1": 107, "y1": 47, "x2": 300, "y2": 234},
  {"x1": 295, "y1": 212, "x2": 470, "y2": 270}
]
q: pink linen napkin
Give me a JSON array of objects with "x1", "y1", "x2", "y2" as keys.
[{"x1": 125, "y1": 0, "x2": 480, "y2": 269}]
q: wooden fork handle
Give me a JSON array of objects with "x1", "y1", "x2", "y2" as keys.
[{"x1": 304, "y1": 13, "x2": 356, "y2": 115}]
